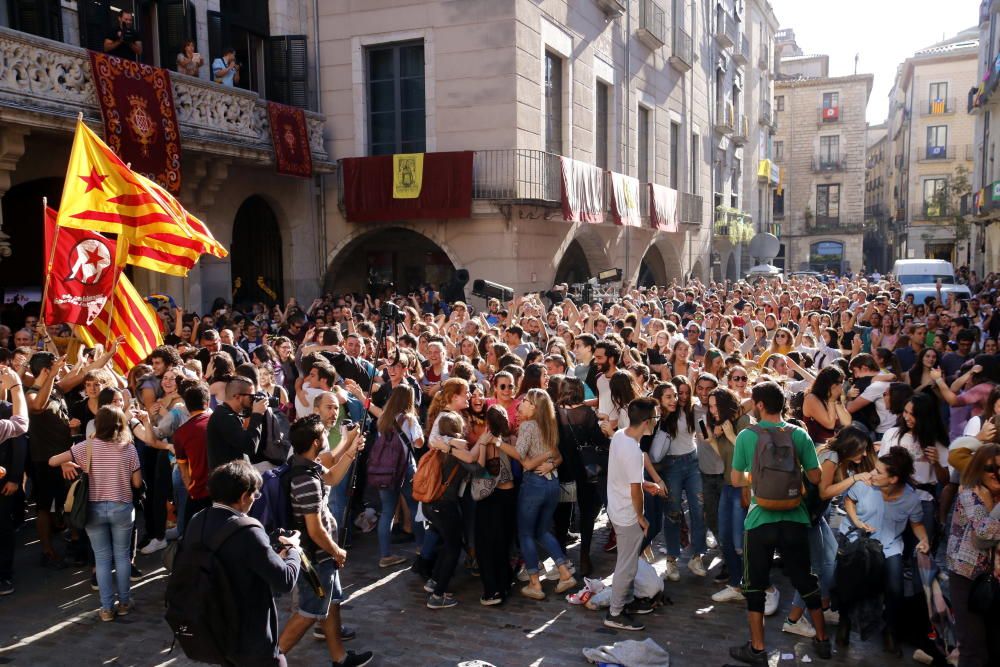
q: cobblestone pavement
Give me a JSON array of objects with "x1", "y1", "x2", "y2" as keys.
[{"x1": 0, "y1": 511, "x2": 911, "y2": 667}]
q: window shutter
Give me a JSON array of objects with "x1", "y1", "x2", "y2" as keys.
[
  {"x1": 158, "y1": 0, "x2": 188, "y2": 72},
  {"x1": 11, "y1": 0, "x2": 64, "y2": 41},
  {"x1": 207, "y1": 10, "x2": 223, "y2": 67},
  {"x1": 266, "y1": 35, "x2": 309, "y2": 109},
  {"x1": 78, "y1": 0, "x2": 112, "y2": 51}
]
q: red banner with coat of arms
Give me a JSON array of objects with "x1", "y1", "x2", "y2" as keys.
[
  {"x1": 267, "y1": 101, "x2": 313, "y2": 178},
  {"x1": 88, "y1": 51, "x2": 182, "y2": 193}
]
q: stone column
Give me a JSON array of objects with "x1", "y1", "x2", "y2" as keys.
[{"x1": 0, "y1": 127, "x2": 29, "y2": 264}]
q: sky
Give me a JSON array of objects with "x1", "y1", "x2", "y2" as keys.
[{"x1": 767, "y1": 0, "x2": 979, "y2": 123}]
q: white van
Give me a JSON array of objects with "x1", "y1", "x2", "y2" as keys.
[{"x1": 891, "y1": 259, "x2": 957, "y2": 286}]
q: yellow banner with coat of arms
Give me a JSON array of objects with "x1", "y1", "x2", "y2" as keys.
[{"x1": 393, "y1": 153, "x2": 424, "y2": 199}]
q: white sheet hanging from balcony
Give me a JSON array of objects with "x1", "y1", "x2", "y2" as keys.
[
  {"x1": 610, "y1": 171, "x2": 641, "y2": 226},
  {"x1": 649, "y1": 183, "x2": 678, "y2": 232},
  {"x1": 560, "y1": 156, "x2": 605, "y2": 223}
]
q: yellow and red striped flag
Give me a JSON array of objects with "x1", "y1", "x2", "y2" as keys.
[
  {"x1": 56, "y1": 118, "x2": 227, "y2": 276},
  {"x1": 75, "y1": 268, "x2": 162, "y2": 375}
]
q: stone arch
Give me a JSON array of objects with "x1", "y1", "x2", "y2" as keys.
[
  {"x1": 637, "y1": 243, "x2": 668, "y2": 287},
  {"x1": 0, "y1": 177, "x2": 64, "y2": 291},
  {"x1": 808, "y1": 239, "x2": 845, "y2": 273},
  {"x1": 231, "y1": 195, "x2": 284, "y2": 306},
  {"x1": 692, "y1": 258, "x2": 705, "y2": 281},
  {"x1": 324, "y1": 226, "x2": 460, "y2": 295},
  {"x1": 552, "y1": 224, "x2": 611, "y2": 283},
  {"x1": 554, "y1": 239, "x2": 591, "y2": 285}
]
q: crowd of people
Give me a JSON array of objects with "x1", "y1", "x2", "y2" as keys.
[{"x1": 2, "y1": 269, "x2": 1000, "y2": 666}]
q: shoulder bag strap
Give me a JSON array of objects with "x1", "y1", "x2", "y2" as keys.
[{"x1": 206, "y1": 515, "x2": 257, "y2": 552}]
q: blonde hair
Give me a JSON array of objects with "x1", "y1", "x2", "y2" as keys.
[
  {"x1": 522, "y1": 388, "x2": 558, "y2": 455},
  {"x1": 426, "y1": 377, "x2": 470, "y2": 432}
]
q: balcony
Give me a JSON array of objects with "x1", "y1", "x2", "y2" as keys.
[
  {"x1": 0, "y1": 26, "x2": 329, "y2": 166},
  {"x1": 818, "y1": 106, "x2": 841, "y2": 123},
  {"x1": 762, "y1": 222, "x2": 781, "y2": 236},
  {"x1": 714, "y1": 10, "x2": 737, "y2": 49},
  {"x1": 732, "y1": 114, "x2": 750, "y2": 144},
  {"x1": 913, "y1": 202, "x2": 951, "y2": 220},
  {"x1": 806, "y1": 216, "x2": 866, "y2": 235},
  {"x1": 669, "y1": 27, "x2": 694, "y2": 72},
  {"x1": 715, "y1": 102, "x2": 735, "y2": 134},
  {"x1": 471, "y1": 150, "x2": 561, "y2": 202},
  {"x1": 595, "y1": 0, "x2": 627, "y2": 16},
  {"x1": 917, "y1": 145, "x2": 956, "y2": 162},
  {"x1": 758, "y1": 45, "x2": 771, "y2": 70},
  {"x1": 637, "y1": 0, "x2": 667, "y2": 50},
  {"x1": 919, "y1": 98, "x2": 956, "y2": 116},
  {"x1": 679, "y1": 192, "x2": 704, "y2": 224},
  {"x1": 811, "y1": 155, "x2": 848, "y2": 172},
  {"x1": 714, "y1": 207, "x2": 754, "y2": 243},
  {"x1": 734, "y1": 34, "x2": 750, "y2": 65},
  {"x1": 760, "y1": 100, "x2": 773, "y2": 126}
]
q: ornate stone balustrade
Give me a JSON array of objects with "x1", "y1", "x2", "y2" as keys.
[{"x1": 0, "y1": 26, "x2": 328, "y2": 165}]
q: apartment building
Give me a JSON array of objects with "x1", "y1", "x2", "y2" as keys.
[
  {"x1": 864, "y1": 123, "x2": 892, "y2": 270},
  {"x1": 772, "y1": 39, "x2": 872, "y2": 274},
  {"x1": 886, "y1": 28, "x2": 979, "y2": 266},
  {"x1": 966, "y1": 1, "x2": 1000, "y2": 275},
  {"x1": 0, "y1": 0, "x2": 332, "y2": 310}
]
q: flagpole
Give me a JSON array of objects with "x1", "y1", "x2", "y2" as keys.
[
  {"x1": 104, "y1": 236, "x2": 129, "y2": 349},
  {"x1": 40, "y1": 196, "x2": 60, "y2": 327}
]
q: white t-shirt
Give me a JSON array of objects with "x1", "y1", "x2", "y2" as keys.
[
  {"x1": 964, "y1": 416, "x2": 983, "y2": 437},
  {"x1": 607, "y1": 430, "x2": 644, "y2": 527},
  {"x1": 880, "y1": 427, "x2": 947, "y2": 501},
  {"x1": 295, "y1": 384, "x2": 324, "y2": 420},
  {"x1": 596, "y1": 372, "x2": 613, "y2": 417},
  {"x1": 859, "y1": 380, "x2": 895, "y2": 433}
]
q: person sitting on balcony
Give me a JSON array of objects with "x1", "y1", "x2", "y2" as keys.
[
  {"x1": 213, "y1": 47, "x2": 241, "y2": 87},
  {"x1": 176, "y1": 40, "x2": 204, "y2": 77},
  {"x1": 103, "y1": 11, "x2": 142, "y2": 61}
]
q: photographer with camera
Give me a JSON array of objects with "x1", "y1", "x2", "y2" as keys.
[
  {"x1": 212, "y1": 47, "x2": 241, "y2": 87},
  {"x1": 278, "y1": 415, "x2": 373, "y2": 667},
  {"x1": 206, "y1": 377, "x2": 266, "y2": 470},
  {"x1": 103, "y1": 11, "x2": 142, "y2": 61}
]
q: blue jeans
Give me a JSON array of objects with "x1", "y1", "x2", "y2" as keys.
[
  {"x1": 718, "y1": 484, "x2": 747, "y2": 588},
  {"x1": 791, "y1": 516, "x2": 837, "y2": 608},
  {"x1": 171, "y1": 465, "x2": 188, "y2": 537},
  {"x1": 517, "y1": 473, "x2": 567, "y2": 575},
  {"x1": 328, "y1": 460, "x2": 355, "y2": 534},
  {"x1": 376, "y1": 467, "x2": 423, "y2": 558},
  {"x1": 645, "y1": 451, "x2": 707, "y2": 558},
  {"x1": 86, "y1": 501, "x2": 135, "y2": 610}
]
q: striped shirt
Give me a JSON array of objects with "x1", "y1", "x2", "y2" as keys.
[
  {"x1": 288, "y1": 454, "x2": 336, "y2": 563},
  {"x1": 70, "y1": 439, "x2": 140, "y2": 503}
]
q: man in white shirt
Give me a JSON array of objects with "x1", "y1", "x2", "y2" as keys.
[
  {"x1": 604, "y1": 397, "x2": 663, "y2": 631},
  {"x1": 593, "y1": 340, "x2": 621, "y2": 417}
]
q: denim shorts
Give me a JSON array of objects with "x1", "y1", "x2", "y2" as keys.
[{"x1": 295, "y1": 557, "x2": 343, "y2": 619}]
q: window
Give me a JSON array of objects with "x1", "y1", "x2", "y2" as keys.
[
  {"x1": 929, "y1": 82, "x2": 947, "y2": 102},
  {"x1": 544, "y1": 51, "x2": 563, "y2": 155},
  {"x1": 595, "y1": 82, "x2": 609, "y2": 169},
  {"x1": 637, "y1": 106, "x2": 650, "y2": 183},
  {"x1": 927, "y1": 125, "x2": 947, "y2": 148},
  {"x1": 819, "y1": 136, "x2": 839, "y2": 164},
  {"x1": 773, "y1": 190, "x2": 784, "y2": 216},
  {"x1": 774, "y1": 141, "x2": 784, "y2": 161},
  {"x1": 732, "y1": 158, "x2": 740, "y2": 194},
  {"x1": 9, "y1": 0, "x2": 63, "y2": 41},
  {"x1": 923, "y1": 177, "x2": 947, "y2": 216},
  {"x1": 822, "y1": 92, "x2": 839, "y2": 109},
  {"x1": 669, "y1": 121, "x2": 680, "y2": 189},
  {"x1": 367, "y1": 41, "x2": 426, "y2": 156},
  {"x1": 691, "y1": 133, "x2": 699, "y2": 193},
  {"x1": 266, "y1": 35, "x2": 309, "y2": 108},
  {"x1": 775, "y1": 95, "x2": 784, "y2": 112},
  {"x1": 816, "y1": 184, "x2": 840, "y2": 222}
]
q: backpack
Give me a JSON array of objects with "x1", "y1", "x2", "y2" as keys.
[
  {"x1": 366, "y1": 419, "x2": 411, "y2": 490},
  {"x1": 748, "y1": 424, "x2": 805, "y2": 511},
  {"x1": 164, "y1": 511, "x2": 256, "y2": 664},
  {"x1": 248, "y1": 462, "x2": 317, "y2": 533},
  {"x1": 411, "y1": 449, "x2": 460, "y2": 503},
  {"x1": 256, "y1": 408, "x2": 292, "y2": 466}
]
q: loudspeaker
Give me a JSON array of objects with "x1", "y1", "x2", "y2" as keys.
[{"x1": 455, "y1": 269, "x2": 470, "y2": 285}]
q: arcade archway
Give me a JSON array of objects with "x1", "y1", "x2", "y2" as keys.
[
  {"x1": 324, "y1": 227, "x2": 457, "y2": 295},
  {"x1": 231, "y1": 195, "x2": 284, "y2": 306},
  {"x1": 554, "y1": 239, "x2": 591, "y2": 286}
]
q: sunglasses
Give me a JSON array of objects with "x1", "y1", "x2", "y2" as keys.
[
  {"x1": 731, "y1": 375, "x2": 748, "y2": 382},
  {"x1": 496, "y1": 384, "x2": 512, "y2": 390},
  {"x1": 984, "y1": 465, "x2": 999, "y2": 474}
]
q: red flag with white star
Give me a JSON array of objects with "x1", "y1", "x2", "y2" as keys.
[{"x1": 41, "y1": 206, "x2": 121, "y2": 326}]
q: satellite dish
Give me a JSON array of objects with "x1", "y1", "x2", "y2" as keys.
[{"x1": 748, "y1": 233, "x2": 780, "y2": 263}]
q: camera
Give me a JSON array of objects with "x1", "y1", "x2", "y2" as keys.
[
  {"x1": 251, "y1": 391, "x2": 280, "y2": 410},
  {"x1": 121, "y1": 28, "x2": 138, "y2": 43},
  {"x1": 379, "y1": 301, "x2": 403, "y2": 323},
  {"x1": 269, "y1": 528, "x2": 296, "y2": 553}
]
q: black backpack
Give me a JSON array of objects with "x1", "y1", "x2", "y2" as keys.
[
  {"x1": 255, "y1": 408, "x2": 292, "y2": 466},
  {"x1": 164, "y1": 511, "x2": 256, "y2": 664}
]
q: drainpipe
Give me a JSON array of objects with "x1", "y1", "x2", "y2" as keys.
[
  {"x1": 624, "y1": 4, "x2": 631, "y2": 285},
  {"x1": 312, "y1": 0, "x2": 328, "y2": 295}
]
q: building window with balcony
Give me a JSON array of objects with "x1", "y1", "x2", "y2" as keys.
[
  {"x1": 773, "y1": 190, "x2": 784, "y2": 217},
  {"x1": 926, "y1": 125, "x2": 947, "y2": 159},
  {"x1": 732, "y1": 158, "x2": 741, "y2": 196},
  {"x1": 8, "y1": 0, "x2": 63, "y2": 41},
  {"x1": 637, "y1": 105, "x2": 650, "y2": 183},
  {"x1": 928, "y1": 82, "x2": 948, "y2": 113},
  {"x1": 774, "y1": 141, "x2": 784, "y2": 161},
  {"x1": 544, "y1": 51, "x2": 564, "y2": 155},
  {"x1": 367, "y1": 41, "x2": 426, "y2": 156},
  {"x1": 923, "y1": 177, "x2": 947, "y2": 217},
  {"x1": 819, "y1": 135, "x2": 839, "y2": 167},
  {"x1": 670, "y1": 121, "x2": 680, "y2": 189},
  {"x1": 775, "y1": 95, "x2": 784, "y2": 112},
  {"x1": 821, "y1": 92, "x2": 839, "y2": 121},
  {"x1": 816, "y1": 183, "x2": 840, "y2": 224},
  {"x1": 595, "y1": 81, "x2": 609, "y2": 169}
]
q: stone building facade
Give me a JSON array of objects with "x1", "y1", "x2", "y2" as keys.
[
  {"x1": 864, "y1": 123, "x2": 891, "y2": 271},
  {"x1": 773, "y1": 71, "x2": 872, "y2": 274}
]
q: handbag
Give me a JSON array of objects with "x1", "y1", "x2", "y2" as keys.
[
  {"x1": 63, "y1": 440, "x2": 92, "y2": 531},
  {"x1": 968, "y1": 548, "x2": 1000, "y2": 615},
  {"x1": 559, "y1": 480, "x2": 578, "y2": 503},
  {"x1": 564, "y1": 411, "x2": 607, "y2": 483}
]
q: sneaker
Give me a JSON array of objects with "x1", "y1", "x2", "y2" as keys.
[
  {"x1": 332, "y1": 650, "x2": 374, "y2": 667},
  {"x1": 764, "y1": 586, "x2": 780, "y2": 616},
  {"x1": 164, "y1": 527, "x2": 179, "y2": 541},
  {"x1": 812, "y1": 637, "x2": 832, "y2": 659},
  {"x1": 139, "y1": 538, "x2": 167, "y2": 555},
  {"x1": 603, "y1": 611, "x2": 645, "y2": 631},
  {"x1": 782, "y1": 616, "x2": 816, "y2": 638},
  {"x1": 519, "y1": 585, "x2": 545, "y2": 600},
  {"x1": 0, "y1": 579, "x2": 13, "y2": 596},
  {"x1": 116, "y1": 601, "x2": 133, "y2": 617},
  {"x1": 516, "y1": 566, "x2": 531, "y2": 582},
  {"x1": 90, "y1": 572, "x2": 99, "y2": 591},
  {"x1": 728, "y1": 642, "x2": 767, "y2": 666},
  {"x1": 426, "y1": 593, "x2": 458, "y2": 609},
  {"x1": 912, "y1": 648, "x2": 934, "y2": 665},
  {"x1": 378, "y1": 555, "x2": 407, "y2": 568},
  {"x1": 625, "y1": 597, "x2": 655, "y2": 615},
  {"x1": 711, "y1": 585, "x2": 745, "y2": 603},
  {"x1": 822, "y1": 608, "x2": 840, "y2": 625},
  {"x1": 603, "y1": 532, "x2": 617, "y2": 553},
  {"x1": 480, "y1": 593, "x2": 503, "y2": 606},
  {"x1": 313, "y1": 625, "x2": 356, "y2": 641},
  {"x1": 129, "y1": 565, "x2": 144, "y2": 582},
  {"x1": 554, "y1": 577, "x2": 577, "y2": 594},
  {"x1": 422, "y1": 578, "x2": 437, "y2": 594},
  {"x1": 687, "y1": 555, "x2": 707, "y2": 577},
  {"x1": 664, "y1": 558, "x2": 680, "y2": 582},
  {"x1": 98, "y1": 608, "x2": 116, "y2": 622}
]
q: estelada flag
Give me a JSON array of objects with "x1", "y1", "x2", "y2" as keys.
[
  {"x1": 42, "y1": 206, "x2": 120, "y2": 326},
  {"x1": 75, "y1": 269, "x2": 162, "y2": 375},
  {"x1": 56, "y1": 119, "x2": 226, "y2": 276}
]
